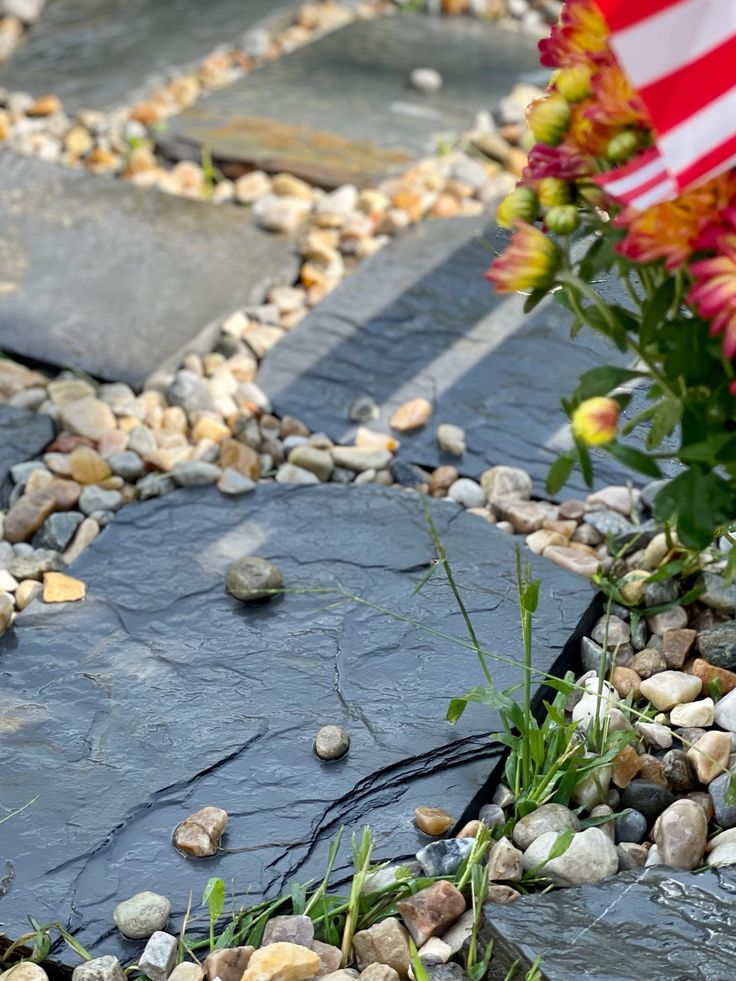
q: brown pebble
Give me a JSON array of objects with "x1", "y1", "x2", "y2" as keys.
[
  {"x1": 396, "y1": 880, "x2": 465, "y2": 946},
  {"x1": 662, "y1": 629, "x2": 697, "y2": 669},
  {"x1": 428, "y1": 466, "x2": 459, "y2": 497},
  {"x1": 627, "y1": 648, "x2": 667, "y2": 679},
  {"x1": 389, "y1": 398, "x2": 432, "y2": 432},
  {"x1": 414, "y1": 806, "x2": 453, "y2": 836},
  {"x1": 558, "y1": 500, "x2": 585, "y2": 521},
  {"x1": 612, "y1": 744, "x2": 641, "y2": 789},
  {"x1": 3, "y1": 491, "x2": 56, "y2": 543},
  {"x1": 611, "y1": 666, "x2": 642, "y2": 700},
  {"x1": 43, "y1": 572, "x2": 86, "y2": 604},
  {"x1": 203, "y1": 947, "x2": 254, "y2": 981},
  {"x1": 456, "y1": 820, "x2": 482, "y2": 838},
  {"x1": 637, "y1": 754, "x2": 667, "y2": 785},
  {"x1": 27, "y1": 93, "x2": 62, "y2": 116},
  {"x1": 173, "y1": 806, "x2": 228, "y2": 857},
  {"x1": 687, "y1": 658, "x2": 736, "y2": 695}
]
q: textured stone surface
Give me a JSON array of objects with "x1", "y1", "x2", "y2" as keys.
[
  {"x1": 0, "y1": 484, "x2": 592, "y2": 958},
  {"x1": 0, "y1": 0, "x2": 287, "y2": 111},
  {"x1": 258, "y1": 218, "x2": 636, "y2": 497},
  {"x1": 483, "y1": 867, "x2": 736, "y2": 981},
  {"x1": 0, "y1": 152, "x2": 298, "y2": 385},
  {"x1": 0, "y1": 404, "x2": 53, "y2": 495},
  {"x1": 159, "y1": 17, "x2": 541, "y2": 187}
]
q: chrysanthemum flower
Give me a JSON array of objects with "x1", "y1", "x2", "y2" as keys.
[
  {"x1": 585, "y1": 62, "x2": 650, "y2": 131},
  {"x1": 689, "y1": 207, "x2": 736, "y2": 358},
  {"x1": 522, "y1": 142, "x2": 594, "y2": 183},
  {"x1": 571, "y1": 397, "x2": 619, "y2": 446},
  {"x1": 615, "y1": 172, "x2": 736, "y2": 270},
  {"x1": 538, "y1": 0, "x2": 608, "y2": 70},
  {"x1": 486, "y1": 222, "x2": 561, "y2": 293}
]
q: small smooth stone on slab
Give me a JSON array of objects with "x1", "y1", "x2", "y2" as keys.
[
  {"x1": 173, "y1": 805, "x2": 228, "y2": 857},
  {"x1": 71, "y1": 957, "x2": 126, "y2": 981},
  {"x1": 353, "y1": 919, "x2": 411, "y2": 976},
  {"x1": 313, "y1": 725, "x2": 350, "y2": 761},
  {"x1": 43, "y1": 571, "x2": 86, "y2": 603},
  {"x1": 139, "y1": 932, "x2": 178, "y2": 981},
  {"x1": 396, "y1": 880, "x2": 465, "y2": 946},
  {"x1": 414, "y1": 806, "x2": 454, "y2": 836},
  {"x1": 113, "y1": 890, "x2": 171, "y2": 939},
  {"x1": 389, "y1": 398, "x2": 432, "y2": 433},
  {"x1": 226, "y1": 556, "x2": 284, "y2": 602}
]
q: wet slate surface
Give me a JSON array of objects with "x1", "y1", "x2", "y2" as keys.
[
  {"x1": 0, "y1": 152, "x2": 298, "y2": 385},
  {"x1": 159, "y1": 16, "x2": 542, "y2": 187},
  {"x1": 0, "y1": 404, "x2": 53, "y2": 487},
  {"x1": 258, "y1": 217, "x2": 635, "y2": 497},
  {"x1": 485, "y1": 867, "x2": 736, "y2": 981},
  {"x1": 0, "y1": 484, "x2": 592, "y2": 960},
  {"x1": 0, "y1": 0, "x2": 289, "y2": 111}
]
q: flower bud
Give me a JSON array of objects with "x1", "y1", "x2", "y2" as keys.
[
  {"x1": 571, "y1": 397, "x2": 619, "y2": 446},
  {"x1": 555, "y1": 66, "x2": 592, "y2": 103},
  {"x1": 607, "y1": 130, "x2": 641, "y2": 163},
  {"x1": 545, "y1": 205, "x2": 580, "y2": 235},
  {"x1": 486, "y1": 221, "x2": 562, "y2": 294},
  {"x1": 497, "y1": 187, "x2": 539, "y2": 229},
  {"x1": 528, "y1": 94, "x2": 571, "y2": 147},
  {"x1": 538, "y1": 177, "x2": 573, "y2": 209}
]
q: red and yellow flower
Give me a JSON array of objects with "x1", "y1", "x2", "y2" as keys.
[
  {"x1": 538, "y1": 0, "x2": 608, "y2": 71},
  {"x1": 689, "y1": 206, "x2": 736, "y2": 358},
  {"x1": 571, "y1": 398, "x2": 619, "y2": 446},
  {"x1": 486, "y1": 222, "x2": 561, "y2": 293}
]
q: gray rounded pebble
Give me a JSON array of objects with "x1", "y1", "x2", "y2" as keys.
[
  {"x1": 614, "y1": 808, "x2": 648, "y2": 844},
  {"x1": 113, "y1": 890, "x2": 171, "y2": 939},
  {"x1": 109, "y1": 450, "x2": 145, "y2": 481},
  {"x1": 79, "y1": 486, "x2": 123, "y2": 515},
  {"x1": 314, "y1": 724, "x2": 350, "y2": 761},
  {"x1": 226, "y1": 556, "x2": 284, "y2": 602},
  {"x1": 348, "y1": 395, "x2": 379, "y2": 423},
  {"x1": 171, "y1": 462, "x2": 222, "y2": 487}
]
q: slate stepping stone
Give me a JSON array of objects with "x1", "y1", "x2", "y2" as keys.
[
  {"x1": 0, "y1": 0, "x2": 289, "y2": 112},
  {"x1": 0, "y1": 403, "x2": 53, "y2": 489},
  {"x1": 0, "y1": 152, "x2": 298, "y2": 386},
  {"x1": 0, "y1": 484, "x2": 592, "y2": 960},
  {"x1": 159, "y1": 16, "x2": 542, "y2": 187},
  {"x1": 484, "y1": 866, "x2": 736, "y2": 981},
  {"x1": 257, "y1": 216, "x2": 635, "y2": 497}
]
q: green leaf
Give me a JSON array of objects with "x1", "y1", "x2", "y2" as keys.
[
  {"x1": 576, "y1": 440, "x2": 594, "y2": 488},
  {"x1": 573, "y1": 366, "x2": 645, "y2": 403},
  {"x1": 655, "y1": 470, "x2": 735, "y2": 549},
  {"x1": 446, "y1": 685, "x2": 512, "y2": 724},
  {"x1": 202, "y1": 877, "x2": 226, "y2": 925},
  {"x1": 546, "y1": 453, "x2": 574, "y2": 496},
  {"x1": 523, "y1": 288, "x2": 549, "y2": 314},
  {"x1": 607, "y1": 443, "x2": 663, "y2": 478},
  {"x1": 647, "y1": 397, "x2": 681, "y2": 449},
  {"x1": 725, "y1": 773, "x2": 736, "y2": 807},
  {"x1": 640, "y1": 277, "x2": 676, "y2": 345}
]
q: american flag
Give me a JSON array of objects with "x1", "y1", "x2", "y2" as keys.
[{"x1": 593, "y1": 0, "x2": 736, "y2": 209}]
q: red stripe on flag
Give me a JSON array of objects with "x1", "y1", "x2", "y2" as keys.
[
  {"x1": 592, "y1": 145, "x2": 661, "y2": 183},
  {"x1": 639, "y1": 34, "x2": 736, "y2": 137},
  {"x1": 594, "y1": 0, "x2": 683, "y2": 32},
  {"x1": 674, "y1": 130, "x2": 736, "y2": 188}
]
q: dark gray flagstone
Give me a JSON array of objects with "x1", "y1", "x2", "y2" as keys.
[
  {"x1": 257, "y1": 216, "x2": 637, "y2": 498},
  {"x1": 483, "y1": 866, "x2": 736, "y2": 981},
  {"x1": 0, "y1": 152, "x2": 298, "y2": 386},
  {"x1": 0, "y1": 0, "x2": 290, "y2": 112},
  {"x1": 0, "y1": 403, "x2": 53, "y2": 489},
  {"x1": 158, "y1": 16, "x2": 542, "y2": 187},
  {"x1": 0, "y1": 483, "x2": 592, "y2": 961}
]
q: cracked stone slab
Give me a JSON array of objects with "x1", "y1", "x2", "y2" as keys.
[
  {"x1": 0, "y1": 403, "x2": 53, "y2": 488},
  {"x1": 0, "y1": 152, "x2": 299, "y2": 385},
  {"x1": 158, "y1": 16, "x2": 542, "y2": 187},
  {"x1": 0, "y1": 0, "x2": 291, "y2": 112},
  {"x1": 0, "y1": 484, "x2": 592, "y2": 961},
  {"x1": 257, "y1": 216, "x2": 637, "y2": 497},
  {"x1": 484, "y1": 866, "x2": 736, "y2": 981}
]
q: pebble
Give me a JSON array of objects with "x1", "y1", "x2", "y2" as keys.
[
  {"x1": 263, "y1": 916, "x2": 314, "y2": 948},
  {"x1": 416, "y1": 838, "x2": 473, "y2": 877},
  {"x1": 114, "y1": 891, "x2": 171, "y2": 939},
  {"x1": 389, "y1": 398, "x2": 432, "y2": 432},
  {"x1": 653, "y1": 799, "x2": 707, "y2": 870},
  {"x1": 8, "y1": 549, "x2": 64, "y2": 581},
  {"x1": 543, "y1": 545, "x2": 600, "y2": 578},
  {"x1": 697, "y1": 621, "x2": 736, "y2": 670},
  {"x1": 314, "y1": 724, "x2": 350, "y2": 760},
  {"x1": 611, "y1": 666, "x2": 641, "y2": 700},
  {"x1": 661, "y1": 628, "x2": 697, "y2": 669},
  {"x1": 0, "y1": 967, "x2": 48, "y2": 981},
  {"x1": 647, "y1": 606, "x2": 688, "y2": 635},
  {"x1": 71, "y1": 957, "x2": 126, "y2": 981},
  {"x1": 168, "y1": 966, "x2": 204, "y2": 981},
  {"x1": 218, "y1": 469, "x2": 256, "y2": 495},
  {"x1": 173, "y1": 805, "x2": 228, "y2": 857},
  {"x1": 226, "y1": 556, "x2": 283, "y2": 602},
  {"x1": 396, "y1": 881, "x2": 465, "y2": 946},
  {"x1": 0, "y1": 591, "x2": 13, "y2": 636},
  {"x1": 447, "y1": 478, "x2": 485, "y2": 509},
  {"x1": 591, "y1": 615, "x2": 630, "y2": 648},
  {"x1": 32, "y1": 511, "x2": 83, "y2": 552},
  {"x1": 139, "y1": 932, "x2": 179, "y2": 981},
  {"x1": 353, "y1": 919, "x2": 411, "y2": 976},
  {"x1": 584, "y1": 509, "x2": 632, "y2": 539},
  {"x1": 662, "y1": 749, "x2": 695, "y2": 792},
  {"x1": 521, "y1": 827, "x2": 618, "y2": 887},
  {"x1": 204, "y1": 946, "x2": 255, "y2": 981},
  {"x1": 109, "y1": 450, "x2": 145, "y2": 481},
  {"x1": 331, "y1": 447, "x2": 392, "y2": 472},
  {"x1": 635, "y1": 721, "x2": 672, "y2": 749},
  {"x1": 64, "y1": 517, "x2": 100, "y2": 563},
  {"x1": 477, "y1": 802, "x2": 505, "y2": 827},
  {"x1": 3, "y1": 490, "x2": 56, "y2": 543},
  {"x1": 511, "y1": 803, "x2": 579, "y2": 850},
  {"x1": 698, "y1": 571, "x2": 736, "y2": 614},
  {"x1": 616, "y1": 842, "x2": 648, "y2": 871},
  {"x1": 707, "y1": 841, "x2": 736, "y2": 867},
  {"x1": 288, "y1": 445, "x2": 334, "y2": 481},
  {"x1": 15, "y1": 578, "x2": 41, "y2": 610},
  {"x1": 480, "y1": 465, "x2": 531, "y2": 506},
  {"x1": 586, "y1": 485, "x2": 636, "y2": 515},
  {"x1": 611, "y1": 745, "x2": 640, "y2": 789},
  {"x1": 670, "y1": 697, "x2": 715, "y2": 728},
  {"x1": 59, "y1": 396, "x2": 116, "y2": 440},
  {"x1": 79, "y1": 486, "x2": 123, "y2": 514},
  {"x1": 359, "y1": 967, "x2": 398, "y2": 981},
  {"x1": 627, "y1": 648, "x2": 667, "y2": 679},
  {"x1": 639, "y1": 671, "x2": 702, "y2": 711},
  {"x1": 487, "y1": 836, "x2": 523, "y2": 882},
  {"x1": 614, "y1": 808, "x2": 647, "y2": 844},
  {"x1": 275, "y1": 463, "x2": 320, "y2": 485},
  {"x1": 410, "y1": 68, "x2": 443, "y2": 94},
  {"x1": 620, "y1": 780, "x2": 675, "y2": 821},
  {"x1": 437, "y1": 424, "x2": 466, "y2": 456},
  {"x1": 415, "y1": 806, "x2": 454, "y2": 836},
  {"x1": 687, "y1": 730, "x2": 731, "y2": 784},
  {"x1": 348, "y1": 395, "x2": 380, "y2": 423},
  {"x1": 42, "y1": 571, "x2": 85, "y2": 603},
  {"x1": 254, "y1": 194, "x2": 312, "y2": 234}
]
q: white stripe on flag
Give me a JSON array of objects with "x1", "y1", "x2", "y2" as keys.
[
  {"x1": 629, "y1": 177, "x2": 678, "y2": 210},
  {"x1": 659, "y1": 82, "x2": 736, "y2": 175},
  {"x1": 696, "y1": 148, "x2": 736, "y2": 187},
  {"x1": 601, "y1": 154, "x2": 668, "y2": 196},
  {"x1": 611, "y1": 0, "x2": 736, "y2": 89}
]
